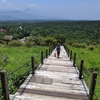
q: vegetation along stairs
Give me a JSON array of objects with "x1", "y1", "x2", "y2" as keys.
[{"x1": 10, "y1": 46, "x2": 89, "y2": 100}]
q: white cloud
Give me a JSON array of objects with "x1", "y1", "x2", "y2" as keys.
[
  {"x1": 29, "y1": 4, "x2": 38, "y2": 8},
  {"x1": 29, "y1": 3, "x2": 41, "y2": 9},
  {"x1": 1, "y1": 0, "x2": 6, "y2": 6},
  {"x1": 0, "y1": 0, "x2": 12, "y2": 9},
  {"x1": 2, "y1": 0, "x2": 6, "y2": 4}
]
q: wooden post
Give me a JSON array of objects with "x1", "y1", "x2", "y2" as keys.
[
  {"x1": 73, "y1": 53, "x2": 76, "y2": 67},
  {"x1": 70, "y1": 50, "x2": 72, "y2": 61},
  {"x1": 89, "y1": 72, "x2": 97, "y2": 100},
  {"x1": 0, "y1": 70, "x2": 10, "y2": 100},
  {"x1": 46, "y1": 49, "x2": 48, "y2": 58},
  {"x1": 41, "y1": 51, "x2": 43, "y2": 64},
  {"x1": 79, "y1": 60, "x2": 84, "y2": 79},
  {"x1": 31, "y1": 56, "x2": 34, "y2": 74}
]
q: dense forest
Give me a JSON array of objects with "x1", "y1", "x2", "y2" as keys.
[{"x1": 0, "y1": 20, "x2": 100, "y2": 47}]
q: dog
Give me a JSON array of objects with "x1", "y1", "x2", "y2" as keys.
[{"x1": 54, "y1": 53, "x2": 56, "y2": 57}]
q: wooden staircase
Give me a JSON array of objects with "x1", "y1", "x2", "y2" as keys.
[{"x1": 10, "y1": 46, "x2": 89, "y2": 100}]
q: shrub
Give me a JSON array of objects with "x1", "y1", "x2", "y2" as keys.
[
  {"x1": 44, "y1": 37, "x2": 57, "y2": 46},
  {"x1": 80, "y1": 43, "x2": 86, "y2": 48},
  {"x1": 72, "y1": 43, "x2": 81, "y2": 48},
  {"x1": 88, "y1": 46, "x2": 94, "y2": 50},
  {"x1": 72, "y1": 43, "x2": 86, "y2": 48},
  {"x1": 91, "y1": 42, "x2": 97, "y2": 45},
  {"x1": 26, "y1": 36, "x2": 44, "y2": 46},
  {"x1": 0, "y1": 40, "x2": 5, "y2": 44},
  {"x1": 8, "y1": 40, "x2": 23, "y2": 47},
  {"x1": 25, "y1": 41, "x2": 35, "y2": 47}
]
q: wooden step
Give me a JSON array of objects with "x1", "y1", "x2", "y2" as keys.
[
  {"x1": 10, "y1": 93, "x2": 77, "y2": 100},
  {"x1": 18, "y1": 88, "x2": 88, "y2": 100}
]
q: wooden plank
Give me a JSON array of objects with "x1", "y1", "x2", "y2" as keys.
[
  {"x1": 40, "y1": 64, "x2": 76, "y2": 73},
  {"x1": 36, "y1": 70, "x2": 80, "y2": 80},
  {"x1": 19, "y1": 82, "x2": 87, "y2": 94},
  {"x1": 29, "y1": 75, "x2": 52, "y2": 84},
  {"x1": 48, "y1": 56, "x2": 70, "y2": 61},
  {"x1": 44, "y1": 60, "x2": 73, "y2": 67},
  {"x1": 18, "y1": 88, "x2": 88, "y2": 100},
  {"x1": 11, "y1": 93, "x2": 75, "y2": 100}
]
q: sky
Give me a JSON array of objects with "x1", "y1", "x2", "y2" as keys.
[{"x1": 0, "y1": 0, "x2": 100, "y2": 20}]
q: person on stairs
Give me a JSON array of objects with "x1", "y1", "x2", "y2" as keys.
[{"x1": 56, "y1": 43, "x2": 61, "y2": 58}]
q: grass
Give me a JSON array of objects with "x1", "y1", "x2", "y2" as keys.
[
  {"x1": 68, "y1": 46, "x2": 100, "y2": 70},
  {"x1": 0, "y1": 45, "x2": 48, "y2": 97},
  {"x1": 68, "y1": 45, "x2": 100, "y2": 100},
  {"x1": 0, "y1": 45, "x2": 47, "y2": 72}
]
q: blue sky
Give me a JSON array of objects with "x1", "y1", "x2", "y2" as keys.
[{"x1": 0, "y1": 0, "x2": 100, "y2": 20}]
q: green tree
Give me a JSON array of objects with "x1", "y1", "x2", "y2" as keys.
[{"x1": 44, "y1": 37, "x2": 57, "y2": 46}]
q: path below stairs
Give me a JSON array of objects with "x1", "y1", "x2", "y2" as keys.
[{"x1": 10, "y1": 46, "x2": 89, "y2": 100}]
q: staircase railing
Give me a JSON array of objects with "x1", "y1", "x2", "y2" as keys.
[
  {"x1": 65, "y1": 45, "x2": 100, "y2": 100},
  {"x1": 0, "y1": 46, "x2": 52, "y2": 100}
]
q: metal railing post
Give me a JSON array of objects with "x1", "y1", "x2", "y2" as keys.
[
  {"x1": 89, "y1": 72, "x2": 97, "y2": 100},
  {"x1": 73, "y1": 53, "x2": 76, "y2": 67},
  {"x1": 70, "y1": 50, "x2": 72, "y2": 61},
  {"x1": 46, "y1": 49, "x2": 48, "y2": 58},
  {"x1": 0, "y1": 70, "x2": 10, "y2": 100},
  {"x1": 41, "y1": 51, "x2": 43, "y2": 64},
  {"x1": 31, "y1": 56, "x2": 35, "y2": 74},
  {"x1": 79, "y1": 60, "x2": 84, "y2": 79}
]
